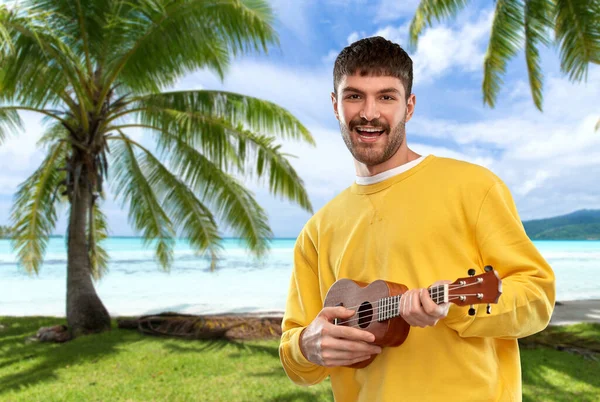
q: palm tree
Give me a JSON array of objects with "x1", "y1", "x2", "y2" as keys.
[
  {"x1": 0, "y1": 0, "x2": 314, "y2": 337},
  {"x1": 409, "y1": 0, "x2": 599, "y2": 117}
]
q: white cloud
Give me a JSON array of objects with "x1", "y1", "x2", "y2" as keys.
[
  {"x1": 374, "y1": 0, "x2": 421, "y2": 22},
  {"x1": 408, "y1": 67, "x2": 600, "y2": 219},
  {"x1": 345, "y1": 10, "x2": 493, "y2": 84},
  {"x1": 0, "y1": 111, "x2": 46, "y2": 195},
  {"x1": 373, "y1": 23, "x2": 410, "y2": 45},
  {"x1": 347, "y1": 31, "x2": 362, "y2": 45},
  {"x1": 322, "y1": 49, "x2": 339, "y2": 65},
  {"x1": 269, "y1": 0, "x2": 312, "y2": 42},
  {"x1": 2, "y1": 37, "x2": 599, "y2": 236},
  {"x1": 410, "y1": 10, "x2": 493, "y2": 83}
]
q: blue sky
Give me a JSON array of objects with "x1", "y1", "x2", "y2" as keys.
[{"x1": 1, "y1": 0, "x2": 599, "y2": 238}]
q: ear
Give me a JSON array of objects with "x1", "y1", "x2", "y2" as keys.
[
  {"x1": 331, "y1": 92, "x2": 340, "y2": 121},
  {"x1": 405, "y1": 93, "x2": 416, "y2": 123}
]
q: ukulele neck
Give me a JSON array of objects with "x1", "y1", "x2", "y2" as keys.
[{"x1": 377, "y1": 284, "x2": 448, "y2": 321}]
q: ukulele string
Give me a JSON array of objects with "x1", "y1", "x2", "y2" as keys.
[
  {"x1": 333, "y1": 283, "x2": 488, "y2": 327},
  {"x1": 335, "y1": 292, "x2": 491, "y2": 327},
  {"x1": 332, "y1": 281, "x2": 483, "y2": 314}
]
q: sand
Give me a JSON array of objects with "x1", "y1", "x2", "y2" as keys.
[{"x1": 549, "y1": 299, "x2": 600, "y2": 326}]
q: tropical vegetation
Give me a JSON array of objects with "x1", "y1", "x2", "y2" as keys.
[
  {"x1": 523, "y1": 209, "x2": 600, "y2": 240},
  {"x1": 0, "y1": 317, "x2": 598, "y2": 401},
  {"x1": 0, "y1": 225, "x2": 13, "y2": 238},
  {"x1": 409, "y1": 0, "x2": 600, "y2": 126},
  {"x1": 0, "y1": 0, "x2": 314, "y2": 337}
]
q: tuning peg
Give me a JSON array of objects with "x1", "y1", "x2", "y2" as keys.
[
  {"x1": 468, "y1": 268, "x2": 476, "y2": 276},
  {"x1": 486, "y1": 304, "x2": 492, "y2": 314},
  {"x1": 484, "y1": 265, "x2": 493, "y2": 272},
  {"x1": 468, "y1": 306, "x2": 476, "y2": 316}
]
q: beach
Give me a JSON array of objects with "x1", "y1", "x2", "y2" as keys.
[
  {"x1": 550, "y1": 299, "x2": 600, "y2": 325},
  {"x1": 1, "y1": 238, "x2": 599, "y2": 326}
]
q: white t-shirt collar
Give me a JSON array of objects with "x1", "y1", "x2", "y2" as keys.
[{"x1": 355, "y1": 155, "x2": 428, "y2": 185}]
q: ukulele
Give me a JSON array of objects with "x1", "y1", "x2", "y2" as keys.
[{"x1": 323, "y1": 266, "x2": 502, "y2": 368}]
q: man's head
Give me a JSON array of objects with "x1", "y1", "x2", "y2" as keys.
[{"x1": 331, "y1": 36, "x2": 416, "y2": 170}]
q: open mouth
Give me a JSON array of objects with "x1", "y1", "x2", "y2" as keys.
[{"x1": 354, "y1": 126, "x2": 385, "y2": 142}]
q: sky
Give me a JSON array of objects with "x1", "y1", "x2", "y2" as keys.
[{"x1": 1, "y1": 0, "x2": 599, "y2": 238}]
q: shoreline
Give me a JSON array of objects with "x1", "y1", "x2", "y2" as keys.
[{"x1": 2, "y1": 300, "x2": 599, "y2": 326}]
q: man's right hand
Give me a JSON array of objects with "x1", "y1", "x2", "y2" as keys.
[{"x1": 299, "y1": 306, "x2": 382, "y2": 367}]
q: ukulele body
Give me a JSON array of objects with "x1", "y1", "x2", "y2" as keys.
[{"x1": 323, "y1": 278, "x2": 410, "y2": 368}]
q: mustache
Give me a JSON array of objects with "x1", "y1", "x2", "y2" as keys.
[{"x1": 349, "y1": 117, "x2": 389, "y2": 131}]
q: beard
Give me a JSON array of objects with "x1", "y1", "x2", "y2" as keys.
[{"x1": 339, "y1": 111, "x2": 407, "y2": 167}]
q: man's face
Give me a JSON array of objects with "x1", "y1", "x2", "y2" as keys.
[{"x1": 332, "y1": 74, "x2": 415, "y2": 167}]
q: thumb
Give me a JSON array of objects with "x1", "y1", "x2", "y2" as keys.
[{"x1": 320, "y1": 306, "x2": 355, "y2": 320}]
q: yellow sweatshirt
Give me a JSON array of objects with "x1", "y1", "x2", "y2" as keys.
[{"x1": 279, "y1": 155, "x2": 555, "y2": 402}]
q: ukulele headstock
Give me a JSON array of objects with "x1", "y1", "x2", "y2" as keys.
[{"x1": 448, "y1": 266, "x2": 502, "y2": 307}]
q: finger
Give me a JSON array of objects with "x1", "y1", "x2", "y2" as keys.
[
  {"x1": 321, "y1": 337, "x2": 382, "y2": 355},
  {"x1": 410, "y1": 289, "x2": 436, "y2": 327},
  {"x1": 320, "y1": 306, "x2": 355, "y2": 320},
  {"x1": 321, "y1": 348, "x2": 378, "y2": 363},
  {"x1": 411, "y1": 289, "x2": 424, "y2": 315},
  {"x1": 326, "y1": 323, "x2": 376, "y2": 343},
  {"x1": 420, "y1": 288, "x2": 444, "y2": 317},
  {"x1": 402, "y1": 290, "x2": 415, "y2": 317},
  {"x1": 400, "y1": 290, "x2": 427, "y2": 327},
  {"x1": 324, "y1": 354, "x2": 374, "y2": 368}
]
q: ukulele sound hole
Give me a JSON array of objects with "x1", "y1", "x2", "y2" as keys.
[{"x1": 357, "y1": 302, "x2": 373, "y2": 328}]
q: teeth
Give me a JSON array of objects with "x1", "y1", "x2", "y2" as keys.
[{"x1": 357, "y1": 127, "x2": 383, "y2": 133}]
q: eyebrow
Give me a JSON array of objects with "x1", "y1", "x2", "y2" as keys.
[{"x1": 342, "y1": 86, "x2": 403, "y2": 96}]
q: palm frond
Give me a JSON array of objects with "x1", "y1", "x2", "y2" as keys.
[
  {"x1": 0, "y1": 5, "x2": 14, "y2": 55},
  {"x1": 103, "y1": 0, "x2": 276, "y2": 96},
  {"x1": 483, "y1": 0, "x2": 525, "y2": 108},
  {"x1": 554, "y1": 0, "x2": 600, "y2": 82},
  {"x1": 155, "y1": 130, "x2": 273, "y2": 256},
  {"x1": 109, "y1": 135, "x2": 223, "y2": 261},
  {"x1": 110, "y1": 131, "x2": 175, "y2": 271},
  {"x1": 10, "y1": 141, "x2": 67, "y2": 274},
  {"x1": 409, "y1": 0, "x2": 471, "y2": 49},
  {"x1": 0, "y1": 5, "x2": 88, "y2": 109},
  {"x1": 0, "y1": 107, "x2": 23, "y2": 145},
  {"x1": 524, "y1": 0, "x2": 554, "y2": 111},
  {"x1": 227, "y1": 129, "x2": 313, "y2": 212},
  {"x1": 28, "y1": 0, "x2": 112, "y2": 75},
  {"x1": 136, "y1": 90, "x2": 314, "y2": 145},
  {"x1": 88, "y1": 200, "x2": 110, "y2": 280},
  {"x1": 36, "y1": 119, "x2": 70, "y2": 149}
]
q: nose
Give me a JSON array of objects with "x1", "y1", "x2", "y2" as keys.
[{"x1": 360, "y1": 97, "x2": 380, "y2": 121}]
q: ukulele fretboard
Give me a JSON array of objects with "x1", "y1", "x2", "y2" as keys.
[{"x1": 376, "y1": 284, "x2": 448, "y2": 321}]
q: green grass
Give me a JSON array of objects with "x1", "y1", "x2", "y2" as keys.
[
  {"x1": 0, "y1": 318, "x2": 598, "y2": 401},
  {"x1": 520, "y1": 323, "x2": 600, "y2": 402}
]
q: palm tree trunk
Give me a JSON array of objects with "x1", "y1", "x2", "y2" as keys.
[{"x1": 66, "y1": 183, "x2": 111, "y2": 336}]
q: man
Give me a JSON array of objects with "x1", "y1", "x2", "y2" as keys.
[{"x1": 278, "y1": 36, "x2": 555, "y2": 401}]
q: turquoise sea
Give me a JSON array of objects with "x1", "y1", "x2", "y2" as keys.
[{"x1": 1, "y1": 238, "x2": 599, "y2": 317}]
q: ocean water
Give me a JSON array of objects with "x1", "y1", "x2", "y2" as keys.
[{"x1": 0, "y1": 238, "x2": 599, "y2": 317}]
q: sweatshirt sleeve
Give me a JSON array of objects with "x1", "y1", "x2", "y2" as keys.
[
  {"x1": 444, "y1": 181, "x2": 556, "y2": 339},
  {"x1": 279, "y1": 227, "x2": 331, "y2": 385}
]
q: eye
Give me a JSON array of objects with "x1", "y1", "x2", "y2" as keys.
[
  {"x1": 381, "y1": 95, "x2": 396, "y2": 101},
  {"x1": 345, "y1": 94, "x2": 361, "y2": 100}
]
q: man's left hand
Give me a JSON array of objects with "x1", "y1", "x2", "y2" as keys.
[{"x1": 400, "y1": 281, "x2": 451, "y2": 328}]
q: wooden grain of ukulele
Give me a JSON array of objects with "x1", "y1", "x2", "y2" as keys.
[{"x1": 323, "y1": 266, "x2": 502, "y2": 368}]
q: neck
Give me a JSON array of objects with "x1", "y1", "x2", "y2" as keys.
[
  {"x1": 377, "y1": 285, "x2": 448, "y2": 321},
  {"x1": 355, "y1": 145, "x2": 421, "y2": 177}
]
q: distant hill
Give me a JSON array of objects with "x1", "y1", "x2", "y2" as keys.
[
  {"x1": 523, "y1": 209, "x2": 600, "y2": 240},
  {"x1": 0, "y1": 225, "x2": 13, "y2": 239}
]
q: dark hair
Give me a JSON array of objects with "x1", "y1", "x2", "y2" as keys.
[{"x1": 333, "y1": 36, "x2": 413, "y2": 99}]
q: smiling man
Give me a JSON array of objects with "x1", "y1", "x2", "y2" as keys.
[{"x1": 278, "y1": 37, "x2": 556, "y2": 401}]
